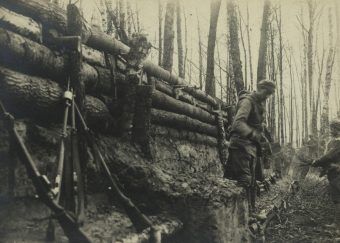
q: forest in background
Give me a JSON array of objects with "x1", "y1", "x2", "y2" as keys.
[{"x1": 52, "y1": 0, "x2": 340, "y2": 148}]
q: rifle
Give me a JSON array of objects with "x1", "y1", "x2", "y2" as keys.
[
  {"x1": 296, "y1": 157, "x2": 338, "y2": 178},
  {"x1": 0, "y1": 100, "x2": 91, "y2": 243},
  {"x1": 74, "y1": 103, "x2": 161, "y2": 242}
]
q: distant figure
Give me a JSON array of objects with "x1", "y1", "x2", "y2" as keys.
[
  {"x1": 271, "y1": 142, "x2": 285, "y2": 178},
  {"x1": 281, "y1": 143, "x2": 295, "y2": 177},
  {"x1": 291, "y1": 144, "x2": 313, "y2": 181},
  {"x1": 225, "y1": 80, "x2": 276, "y2": 213},
  {"x1": 312, "y1": 119, "x2": 340, "y2": 231}
]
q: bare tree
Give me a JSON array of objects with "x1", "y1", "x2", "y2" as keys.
[
  {"x1": 257, "y1": 0, "x2": 271, "y2": 83},
  {"x1": 176, "y1": 0, "x2": 184, "y2": 77},
  {"x1": 321, "y1": 7, "x2": 336, "y2": 134},
  {"x1": 335, "y1": 0, "x2": 340, "y2": 117},
  {"x1": 205, "y1": 0, "x2": 222, "y2": 97},
  {"x1": 119, "y1": 0, "x2": 126, "y2": 33},
  {"x1": 183, "y1": 6, "x2": 188, "y2": 78},
  {"x1": 227, "y1": 0, "x2": 244, "y2": 95},
  {"x1": 274, "y1": 5, "x2": 284, "y2": 144},
  {"x1": 197, "y1": 12, "x2": 203, "y2": 89},
  {"x1": 307, "y1": 0, "x2": 316, "y2": 134},
  {"x1": 162, "y1": 0, "x2": 176, "y2": 72},
  {"x1": 158, "y1": 0, "x2": 163, "y2": 66},
  {"x1": 238, "y1": 8, "x2": 248, "y2": 88},
  {"x1": 246, "y1": 3, "x2": 254, "y2": 89},
  {"x1": 269, "y1": 22, "x2": 276, "y2": 140}
]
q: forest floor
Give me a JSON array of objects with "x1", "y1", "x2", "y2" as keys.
[{"x1": 259, "y1": 173, "x2": 340, "y2": 243}]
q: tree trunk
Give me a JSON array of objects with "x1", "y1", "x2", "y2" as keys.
[
  {"x1": 335, "y1": 0, "x2": 340, "y2": 117},
  {"x1": 176, "y1": 0, "x2": 184, "y2": 78},
  {"x1": 275, "y1": 6, "x2": 284, "y2": 144},
  {"x1": 151, "y1": 108, "x2": 218, "y2": 138},
  {"x1": 321, "y1": 7, "x2": 336, "y2": 135},
  {"x1": 257, "y1": 0, "x2": 271, "y2": 83},
  {"x1": 307, "y1": 0, "x2": 316, "y2": 134},
  {"x1": 246, "y1": 3, "x2": 254, "y2": 89},
  {"x1": 238, "y1": 9, "x2": 247, "y2": 89},
  {"x1": 183, "y1": 6, "x2": 188, "y2": 79},
  {"x1": 119, "y1": 0, "x2": 126, "y2": 35},
  {"x1": 158, "y1": 0, "x2": 163, "y2": 66},
  {"x1": 205, "y1": 0, "x2": 221, "y2": 97},
  {"x1": 126, "y1": 0, "x2": 132, "y2": 37},
  {"x1": 162, "y1": 0, "x2": 175, "y2": 72},
  {"x1": 269, "y1": 22, "x2": 276, "y2": 141},
  {"x1": 197, "y1": 13, "x2": 203, "y2": 89},
  {"x1": 227, "y1": 0, "x2": 244, "y2": 95},
  {"x1": 217, "y1": 42, "x2": 223, "y2": 99}
]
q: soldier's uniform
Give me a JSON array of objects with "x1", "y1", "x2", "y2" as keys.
[
  {"x1": 312, "y1": 119, "x2": 340, "y2": 229},
  {"x1": 226, "y1": 80, "x2": 275, "y2": 212}
]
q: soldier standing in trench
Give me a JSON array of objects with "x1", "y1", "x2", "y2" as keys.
[{"x1": 226, "y1": 80, "x2": 276, "y2": 213}]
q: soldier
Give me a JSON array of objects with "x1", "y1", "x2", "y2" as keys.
[
  {"x1": 281, "y1": 143, "x2": 295, "y2": 177},
  {"x1": 226, "y1": 80, "x2": 276, "y2": 213},
  {"x1": 271, "y1": 143, "x2": 285, "y2": 178},
  {"x1": 311, "y1": 119, "x2": 340, "y2": 231},
  {"x1": 291, "y1": 144, "x2": 313, "y2": 181}
]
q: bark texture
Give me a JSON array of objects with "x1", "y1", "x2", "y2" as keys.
[
  {"x1": 205, "y1": 0, "x2": 222, "y2": 97},
  {"x1": 321, "y1": 7, "x2": 336, "y2": 135},
  {"x1": 152, "y1": 90, "x2": 216, "y2": 125},
  {"x1": 0, "y1": 66, "x2": 112, "y2": 130},
  {"x1": 227, "y1": 0, "x2": 244, "y2": 94},
  {"x1": 257, "y1": 0, "x2": 271, "y2": 83},
  {"x1": 0, "y1": 6, "x2": 42, "y2": 43},
  {"x1": 162, "y1": 0, "x2": 176, "y2": 72},
  {"x1": 151, "y1": 108, "x2": 218, "y2": 138},
  {"x1": 176, "y1": 0, "x2": 184, "y2": 78}
]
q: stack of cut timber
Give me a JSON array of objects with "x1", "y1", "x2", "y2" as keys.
[{"x1": 0, "y1": 0, "x2": 229, "y2": 139}]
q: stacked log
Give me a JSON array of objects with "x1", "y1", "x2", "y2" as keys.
[
  {"x1": 0, "y1": 28, "x2": 124, "y2": 96},
  {"x1": 151, "y1": 109, "x2": 218, "y2": 137},
  {"x1": 0, "y1": 66, "x2": 113, "y2": 131},
  {"x1": 0, "y1": 0, "x2": 227, "y2": 110},
  {"x1": 0, "y1": 6, "x2": 42, "y2": 43},
  {"x1": 0, "y1": 0, "x2": 230, "y2": 146}
]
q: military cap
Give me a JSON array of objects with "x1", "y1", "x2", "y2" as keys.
[
  {"x1": 257, "y1": 79, "x2": 276, "y2": 93},
  {"x1": 329, "y1": 118, "x2": 340, "y2": 130}
]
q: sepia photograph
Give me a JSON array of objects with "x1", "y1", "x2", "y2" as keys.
[{"x1": 0, "y1": 0, "x2": 339, "y2": 242}]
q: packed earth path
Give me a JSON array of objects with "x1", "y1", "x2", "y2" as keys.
[{"x1": 257, "y1": 173, "x2": 340, "y2": 243}]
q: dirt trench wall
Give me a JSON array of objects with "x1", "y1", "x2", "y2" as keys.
[{"x1": 0, "y1": 119, "x2": 250, "y2": 242}]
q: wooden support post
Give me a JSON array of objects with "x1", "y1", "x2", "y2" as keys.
[
  {"x1": 214, "y1": 106, "x2": 229, "y2": 169},
  {"x1": 66, "y1": 3, "x2": 86, "y2": 223},
  {"x1": 116, "y1": 72, "x2": 140, "y2": 135},
  {"x1": 132, "y1": 83, "x2": 154, "y2": 158}
]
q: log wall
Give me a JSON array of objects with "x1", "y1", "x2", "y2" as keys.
[{"x1": 0, "y1": 0, "x2": 230, "y2": 161}]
